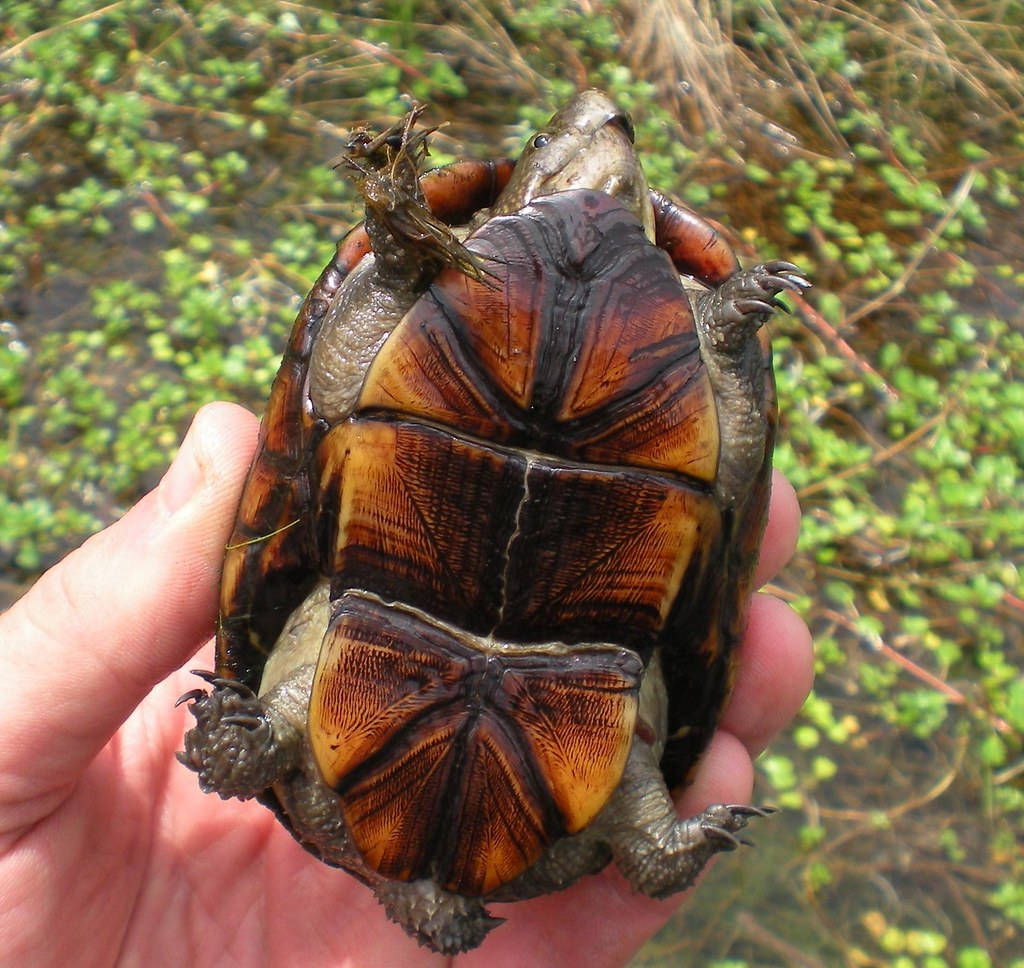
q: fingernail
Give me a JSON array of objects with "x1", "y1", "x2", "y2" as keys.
[{"x1": 159, "y1": 414, "x2": 208, "y2": 514}]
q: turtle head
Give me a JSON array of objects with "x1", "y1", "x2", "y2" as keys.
[{"x1": 493, "y1": 90, "x2": 654, "y2": 237}]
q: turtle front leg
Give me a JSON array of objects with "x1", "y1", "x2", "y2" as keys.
[
  {"x1": 177, "y1": 673, "x2": 303, "y2": 800},
  {"x1": 695, "y1": 260, "x2": 809, "y2": 507},
  {"x1": 650, "y1": 188, "x2": 741, "y2": 287},
  {"x1": 600, "y1": 741, "x2": 772, "y2": 899}
]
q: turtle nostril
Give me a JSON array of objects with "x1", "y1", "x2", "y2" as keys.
[{"x1": 607, "y1": 112, "x2": 635, "y2": 143}]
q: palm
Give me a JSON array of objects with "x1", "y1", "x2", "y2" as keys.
[
  {"x1": 22, "y1": 666, "x2": 745, "y2": 966},
  {"x1": 0, "y1": 404, "x2": 811, "y2": 967}
]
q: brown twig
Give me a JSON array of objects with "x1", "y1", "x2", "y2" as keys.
[
  {"x1": 816, "y1": 732, "x2": 968, "y2": 827},
  {"x1": 735, "y1": 912, "x2": 828, "y2": 968},
  {"x1": 350, "y1": 37, "x2": 433, "y2": 83},
  {"x1": 819, "y1": 608, "x2": 1013, "y2": 735},
  {"x1": 795, "y1": 292, "x2": 900, "y2": 400},
  {"x1": 843, "y1": 167, "x2": 979, "y2": 329},
  {"x1": 0, "y1": 0, "x2": 125, "y2": 60},
  {"x1": 796, "y1": 402, "x2": 953, "y2": 499}
]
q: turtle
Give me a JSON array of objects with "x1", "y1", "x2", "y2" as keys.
[{"x1": 179, "y1": 89, "x2": 809, "y2": 954}]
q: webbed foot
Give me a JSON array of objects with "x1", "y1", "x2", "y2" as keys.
[{"x1": 177, "y1": 671, "x2": 299, "y2": 800}]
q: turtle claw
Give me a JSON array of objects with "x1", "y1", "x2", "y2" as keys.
[
  {"x1": 779, "y1": 272, "x2": 812, "y2": 291},
  {"x1": 701, "y1": 823, "x2": 743, "y2": 851},
  {"x1": 222, "y1": 713, "x2": 265, "y2": 729},
  {"x1": 724, "y1": 803, "x2": 777, "y2": 818},
  {"x1": 743, "y1": 263, "x2": 811, "y2": 303},
  {"x1": 175, "y1": 688, "x2": 207, "y2": 707},
  {"x1": 760, "y1": 259, "x2": 805, "y2": 279},
  {"x1": 763, "y1": 259, "x2": 797, "y2": 271},
  {"x1": 734, "y1": 297, "x2": 779, "y2": 317},
  {"x1": 742, "y1": 262, "x2": 811, "y2": 299},
  {"x1": 188, "y1": 669, "x2": 255, "y2": 696},
  {"x1": 759, "y1": 260, "x2": 811, "y2": 289}
]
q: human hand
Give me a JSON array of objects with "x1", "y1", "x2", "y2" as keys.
[{"x1": 0, "y1": 402, "x2": 812, "y2": 967}]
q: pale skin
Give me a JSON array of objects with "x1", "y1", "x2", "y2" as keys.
[{"x1": 0, "y1": 402, "x2": 813, "y2": 967}]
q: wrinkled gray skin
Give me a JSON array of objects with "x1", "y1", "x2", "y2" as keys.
[{"x1": 182, "y1": 90, "x2": 781, "y2": 954}]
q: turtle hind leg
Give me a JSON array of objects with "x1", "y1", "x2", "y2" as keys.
[
  {"x1": 613, "y1": 801, "x2": 774, "y2": 900},
  {"x1": 373, "y1": 879, "x2": 504, "y2": 955},
  {"x1": 177, "y1": 673, "x2": 301, "y2": 800},
  {"x1": 598, "y1": 742, "x2": 774, "y2": 899}
]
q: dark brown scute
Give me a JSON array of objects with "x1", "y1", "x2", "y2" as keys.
[
  {"x1": 317, "y1": 417, "x2": 720, "y2": 653},
  {"x1": 656, "y1": 528, "x2": 733, "y2": 788},
  {"x1": 359, "y1": 188, "x2": 720, "y2": 484},
  {"x1": 309, "y1": 593, "x2": 641, "y2": 895},
  {"x1": 493, "y1": 461, "x2": 721, "y2": 651}
]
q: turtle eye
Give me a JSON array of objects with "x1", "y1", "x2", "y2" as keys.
[
  {"x1": 532, "y1": 133, "x2": 551, "y2": 149},
  {"x1": 609, "y1": 113, "x2": 635, "y2": 144}
]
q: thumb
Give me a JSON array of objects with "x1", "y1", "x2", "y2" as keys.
[{"x1": 0, "y1": 402, "x2": 258, "y2": 833}]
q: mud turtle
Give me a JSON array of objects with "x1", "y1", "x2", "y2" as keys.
[{"x1": 180, "y1": 90, "x2": 808, "y2": 953}]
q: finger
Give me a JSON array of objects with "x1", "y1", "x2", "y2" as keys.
[
  {"x1": 0, "y1": 403, "x2": 258, "y2": 825},
  {"x1": 754, "y1": 469, "x2": 801, "y2": 588},
  {"x1": 719, "y1": 593, "x2": 815, "y2": 757},
  {"x1": 676, "y1": 729, "x2": 755, "y2": 814}
]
